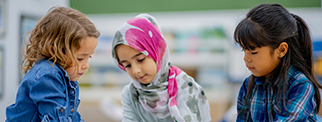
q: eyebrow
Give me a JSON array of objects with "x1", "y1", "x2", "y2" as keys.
[
  {"x1": 120, "y1": 53, "x2": 143, "y2": 64},
  {"x1": 77, "y1": 52, "x2": 94, "y2": 56}
]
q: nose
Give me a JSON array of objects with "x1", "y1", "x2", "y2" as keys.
[
  {"x1": 243, "y1": 51, "x2": 251, "y2": 63},
  {"x1": 82, "y1": 60, "x2": 89, "y2": 69},
  {"x1": 131, "y1": 63, "x2": 141, "y2": 75}
]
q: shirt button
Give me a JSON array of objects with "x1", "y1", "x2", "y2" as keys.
[
  {"x1": 71, "y1": 109, "x2": 74, "y2": 112},
  {"x1": 60, "y1": 109, "x2": 64, "y2": 113},
  {"x1": 71, "y1": 91, "x2": 75, "y2": 94}
]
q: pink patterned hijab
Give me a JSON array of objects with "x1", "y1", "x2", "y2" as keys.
[{"x1": 112, "y1": 14, "x2": 211, "y2": 121}]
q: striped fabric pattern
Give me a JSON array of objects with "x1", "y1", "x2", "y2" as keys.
[{"x1": 237, "y1": 66, "x2": 317, "y2": 121}]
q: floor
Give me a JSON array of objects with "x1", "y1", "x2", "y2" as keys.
[{"x1": 78, "y1": 102, "x2": 117, "y2": 122}]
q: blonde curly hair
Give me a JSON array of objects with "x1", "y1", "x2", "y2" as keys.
[{"x1": 20, "y1": 6, "x2": 100, "y2": 74}]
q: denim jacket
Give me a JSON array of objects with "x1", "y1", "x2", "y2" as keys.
[{"x1": 6, "y1": 59, "x2": 84, "y2": 122}]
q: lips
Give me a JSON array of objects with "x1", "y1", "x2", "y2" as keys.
[
  {"x1": 246, "y1": 66, "x2": 254, "y2": 70},
  {"x1": 78, "y1": 73, "x2": 84, "y2": 76},
  {"x1": 139, "y1": 75, "x2": 146, "y2": 80}
]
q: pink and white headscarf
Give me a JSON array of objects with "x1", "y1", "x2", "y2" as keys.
[{"x1": 112, "y1": 13, "x2": 211, "y2": 122}]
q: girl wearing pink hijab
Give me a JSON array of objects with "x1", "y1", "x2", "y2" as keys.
[{"x1": 112, "y1": 13, "x2": 211, "y2": 122}]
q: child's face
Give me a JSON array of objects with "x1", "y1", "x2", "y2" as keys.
[
  {"x1": 116, "y1": 44, "x2": 157, "y2": 84},
  {"x1": 66, "y1": 37, "x2": 98, "y2": 81},
  {"x1": 243, "y1": 46, "x2": 281, "y2": 78}
]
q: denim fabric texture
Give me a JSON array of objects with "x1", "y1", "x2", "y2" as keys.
[{"x1": 6, "y1": 59, "x2": 84, "y2": 122}]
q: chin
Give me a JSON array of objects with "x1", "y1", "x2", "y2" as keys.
[
  {"x1": 253, "y1": 74, "x2": 265, "y2": 77},
  {"x1": 70, "y1": 78, "x2": 79, "y2": 81},
  {"x1": 140, "y1": 81, "x2": 150, "y2": 85},
  {"x1": 140, "y1": 80, "x2": 152, "y2": 85}
]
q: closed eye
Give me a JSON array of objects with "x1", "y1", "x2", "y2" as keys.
[
  {"x1": 251, "y1": 52, "x2": 258, "y2": 54},
  {"x1": 124, "y1": 64, "x2": 131, "y2": 68},
  {"x1": 121, "y1": 62, "x2": 131, "y2": 68},
  {"x1": 138, "y1": 57, "x2": 145, "y2": 62}
]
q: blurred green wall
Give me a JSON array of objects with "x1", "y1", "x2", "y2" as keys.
[{"x1": 70, "y1": 0, "x2": 321, "y2": 14}]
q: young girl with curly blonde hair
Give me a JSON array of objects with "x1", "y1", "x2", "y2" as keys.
[{"x1": 6, "y1": 6, "x2": 100, "y2": 122}]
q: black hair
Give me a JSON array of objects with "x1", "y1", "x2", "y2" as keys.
[{"x1": 234, "y1": 3, "x2": 322, "y2": 114}]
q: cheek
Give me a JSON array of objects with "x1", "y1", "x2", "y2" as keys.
[
  {"x1": 151, "y1": 63, "x2": 158, "y2": 74},
  {"x1": 67, "y1": 67, "x2": 76, "y2": 74},
  {"x1": 127, "y1": 70, "x2": 138, "y2": 80},
  {"x1": 78, "y1": 64, "x2": 83, "y2": 70},
  {"x1": 125, "y1": 69, "x2": 134, "y2": 77}
]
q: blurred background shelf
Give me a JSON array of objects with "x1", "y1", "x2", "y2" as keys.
[{"x1": 89, "y1": 53, "x2": 228, "y2": 68}]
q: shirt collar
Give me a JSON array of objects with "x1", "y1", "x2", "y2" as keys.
[
  {"x1": 254, "y1": 76, "x2": 266, "y2": 85},
  {"x1": 254, "y1": 66, "x2": 297, "y2": 87},
  {"x1": 47, "y1": 59, "x2": 79, "y2": 88}
]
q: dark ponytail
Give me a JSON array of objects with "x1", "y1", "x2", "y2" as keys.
[{"x1": 291, "y1": 13, "x2": 322, "y2": 112}]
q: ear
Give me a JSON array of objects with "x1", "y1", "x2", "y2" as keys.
[{"x1": 276, "y1": 42, "x2": 288, "y2": 58}]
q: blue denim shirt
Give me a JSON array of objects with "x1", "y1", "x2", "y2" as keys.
[{"x1": 6, "y1": 59, "x2": 84, "y2": 122}]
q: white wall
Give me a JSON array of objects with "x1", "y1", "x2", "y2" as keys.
[
  {"x1": 0, "y1": 0, "x2": 68, "y2": 120},
  {"x1": 88, "y1": 7, "x2": 322, "y2": 41},
  {"x1": 87, "y1": 7, "x2": 322, "y2": 83},
  {"x1": 290, "y1": 8, "x2": 322, "y2": 40}
]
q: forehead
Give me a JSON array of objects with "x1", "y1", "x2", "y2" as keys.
[
  {"x1": 115, "y1": 44, "x2": 141, "y2": 59},
  {"x1": 76, "y1": 37, "x2": 98, "y2": 54},
  {"x1": 253, "y1": 46, "x2": 274, "y2": 52}
]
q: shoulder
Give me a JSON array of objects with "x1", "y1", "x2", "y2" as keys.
[
  {"x1": 238, "y1": 75, "x2": 251, "y2": 90},
  {"x1": 288, "y1": 68, "x2": 313, "y2": 89},
  {"x1": 176, "y1": 71, "x2": 206, "y2": 97},
  {"x1": 237, "y1": 75, "x2": 252, "y2": 96},
  {"x1": 121, "y1": 83, "x2": 137, "y2": 108},
  {"x1": 288, "y1": 67, "x2": 311, "y2": 85},
  {"x1": 26, "y1": 59, "x2": 68, "y2": 88},
  {"x1": 121, "y1": 83, "x2": 133, "y2": 98},
  {"x1": 122, "y1": 83, "x2": 131, "y2": 92},
  {"x1": 34, "y1": 59, "x2": 66, "y2": 78},
  {"x1": 243, "y1": 76, "x2": 251, "y2": 86},
  {"x1": 176, "y1": 71, "x2": 200, "y2": 88},
  {"x1": 28, "y1": 59, "x2": 65, "y2": 77}
]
